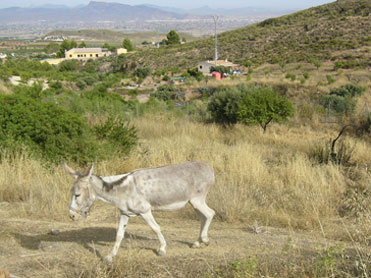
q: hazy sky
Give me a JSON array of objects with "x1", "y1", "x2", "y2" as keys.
[{"x1": 0, "y1": 0, "x2": 336, "y2": 10}]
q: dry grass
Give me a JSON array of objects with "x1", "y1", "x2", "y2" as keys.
[
  {"x1": 0, "y1": 112, "x2": 370, "y2": 277},
  {"x1": 1, "y1": 114, "x2": 369, "y2": 232}
]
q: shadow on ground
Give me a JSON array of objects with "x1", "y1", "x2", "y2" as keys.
[
  {"x1": 13, "y1": 227, "x2": 157, "y2": 257},
  {"x1": 13, "y1": 226, "x2": 193, "y2": 258}
]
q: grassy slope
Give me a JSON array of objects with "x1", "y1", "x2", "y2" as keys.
[{"x1": 128, "y1": 0, "x2": 370, "y2": 70}]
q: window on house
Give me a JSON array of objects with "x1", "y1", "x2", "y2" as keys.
[
  {"x1": 69, "y1": 55, "x2": 72, "y2": 57},
  {"x1": 90, "y1": 54, "x2": 93, "y2": 57},
  {"x1": 96, "y1": 54, "x2": 99, "y2": 57}
]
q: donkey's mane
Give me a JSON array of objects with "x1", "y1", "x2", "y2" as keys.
[{"x1": 95, "y1": 175, "x2": 128, "y2": 192}]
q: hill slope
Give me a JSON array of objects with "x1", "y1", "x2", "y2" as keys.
[{"x1": 129, "y1": 0, "x2": 370, "y2": 70}]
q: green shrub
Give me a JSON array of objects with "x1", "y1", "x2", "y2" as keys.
[
  {"x1": 59, "y1": 60, "x2": 78, "y2": 72},
  {"x1": 150, "y1": 84, "x2": 184, "y2": 101},
  {"x1": 83, "y1": 75, "x2": 98, "y2": 86},
  {"x1": 326, "y1": 75, "x2": 336, "y2": 84},
  {"x1": 207, "y1": 87, "x2": 245, "y2": 125},
  {"x1": 285, "y1": 73, "x2": 296, "y2": 81},
  {"x1": 330, "y1": 84, "x2": 365, "y2": 97},
  {"x1": 187, "y1": 68, "x2": 203, "y2": 81},
  {"x1": 133, "y1": 66, "x2": 151, "y2": 79},
  {"x1": 237, "y1": 86, "x2": 294, "y2": 132},
  {"x1": 76, "y1": 79, "x2": 87, "y2": 90},
  {"x1": 321, "y1": 95, "x2": 357, "y2": 116},
  {"x1": 93, "y1": 116, "x2": 138, "y2": 157},
  {"x1": 0, "y1": 94, "x2": 98, "y2": 164}
]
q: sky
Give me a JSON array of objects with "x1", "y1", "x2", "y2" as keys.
[{"x1": 0, "y1": 0, "x2": 336, "y2": 10}]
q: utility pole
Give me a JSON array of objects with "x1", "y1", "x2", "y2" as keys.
[{"x1": 213, "y1": 15, "x2": 219, "y2": 65}]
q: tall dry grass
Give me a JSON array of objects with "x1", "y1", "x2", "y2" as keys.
[{"x1": 0, "y1": 113, "x2": 369, "y2": 237}]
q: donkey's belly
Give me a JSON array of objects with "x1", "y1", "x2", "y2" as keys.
[{"x1": 152, "y1": 200, "x2": 188, "y2": 211}]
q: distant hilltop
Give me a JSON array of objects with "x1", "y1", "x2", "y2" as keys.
[
  {"x1": 0, "y1": 1, "x2": 195, "y2": 24},
  {"x1": 0, "y1": 1, "x2": 290, "y2": 25}
]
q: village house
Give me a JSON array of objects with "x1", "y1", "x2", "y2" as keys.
[
  {"x1": 116, "y1": 48, "x2": 128, "y2": 55},
  {"x1": 65, "y1": 48, "x2": 111, "y2": 60},
  {"x1": 43, "y1": 47, "x2": 127, "y2": 65},
  {"x1": 198, "y1": 60, "x2": 239, "y2": 75}
]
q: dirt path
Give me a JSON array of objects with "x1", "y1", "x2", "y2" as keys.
[{"x1": 0, "y1": 206, "x2": 366, "y2": 277}]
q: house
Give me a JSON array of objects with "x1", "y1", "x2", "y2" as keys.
[
  {"x1": 65, "y1": 48, "x2": 111, "y2": 60},
  {"x1": 0, "y1": 53, "x2": 7, "y2": 59},
  {"x1": 116, "y1": 48, "x2": 128, "y2": 55},
  {"x1": 198, "y1": 60, "x2": 239, "y2": 75}
]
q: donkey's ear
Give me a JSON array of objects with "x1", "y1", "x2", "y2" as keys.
[
  {"x1": 84, "y1": 164, "x2": 94, "y2": 178},
  {"x1": 62, "y1": 163, "x2": 79, "y2": 179}
]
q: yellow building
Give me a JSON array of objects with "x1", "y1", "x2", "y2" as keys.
[
  {"x1": 116, "y1": 48, "x2": 128, "y2": 55},
  {"x1": 65, "y1": 48, "x2": 111, "y2": 60}
]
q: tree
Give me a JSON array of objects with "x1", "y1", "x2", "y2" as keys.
[
  {"x1": 166, "y1": 30, "x2": 180, "y2": 45},
  {"x1": 187, "y1": 68, "x2": 203, "y2": 81},
  {"x1": 122, "y1": 38, "x2": 134, "y2": 51},
  {"x1": 57, "y1": 39, "x2": 77, "y2": 58},
  {"x1": 237, "y1": 86, "x2": 294, "y2": 132},
  {"x1": 44, "y1": 42, "x2": 60, "y2": 54},
  {"x1": 78, "y1": 41, "x2": 87, "y2": 48},
  {"x1": 102, "y1": 42, "x2": 116, "y2": 52}
]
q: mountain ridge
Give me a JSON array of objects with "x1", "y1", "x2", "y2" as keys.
[{"x1": 0, "y1": 1, "x2": 194, "y2": 24}]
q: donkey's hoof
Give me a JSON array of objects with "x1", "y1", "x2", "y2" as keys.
[
  {"x1": 103, "y1": 255, "x2": 113, "y2": 264},
  {"x1": 157, "y1": 249, "x2": 166, "y2": 256},
  {"x1": 191, "y1": 241, "x2": 200, "y2": 248},
  {"x1": 202, "y1": 240, "x2": 210, "y2": 246}
]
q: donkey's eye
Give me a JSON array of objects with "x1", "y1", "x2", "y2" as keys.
[{"x1": 75, "y1": 194, "x2": 81, "y2": 198}]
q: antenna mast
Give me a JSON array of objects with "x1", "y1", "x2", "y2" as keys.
[{"x1": 213, "y1": 15, "x2": 219, "y2": 65}]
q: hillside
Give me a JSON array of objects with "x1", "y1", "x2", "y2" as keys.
[{"x1": 128, "y1": 0, "x2": 370, "y2": 70}]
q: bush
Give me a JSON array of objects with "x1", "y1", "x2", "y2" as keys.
[
  {"x1": 307, "y1": 140, "x2": 353, "y2": 166},
  {"x1": 150, "y1": 84, "x2": 184, "y2": 101},
  {"x1": 321, "y1": 95, "x2": 357, "y2": 116},
  {"x1": 187, "y1": 68, "x2": 203, "y2": 81},
  {"x1": 321, "y1": 84, "x2": 364, "y2": 117},
  {"x1": 330, "y1": 84, "x2": 365, "y2": 98},
  {"x1": 59, "y1": 60, "x2": 78, "y2": 72},
  {"x1": 93, "y1": 116, "x2": 138, "y2": 156},
  {"x1": 133, "y1": 66, "x2": 151, "y2": 80},
  {"x1": 326, "y1": 75, "x2": 336, "y2": 84},
  {"x1": 285, "y1": 73, "x2": 296, "y2": 81},
  {"x1": 237, "y1": 86, "x2": 294, "y2": 132},
  {"x1": 0, "y1": 94, "x2": 98, "y2": 164},
  {"x1": 207, "y1": 87, "x2": 245, "y2": 125},
  {"x1": 76, "y1": 79, "x2": 86, "y2": 90}
]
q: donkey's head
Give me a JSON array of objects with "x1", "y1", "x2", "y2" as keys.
[{"x1": 63, "y1": 163, "x2": 96, "y2": 221}]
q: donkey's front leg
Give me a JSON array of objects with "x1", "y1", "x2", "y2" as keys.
[{"x1": 104, "y1": 214, "x2": 129, "y2": 263}]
